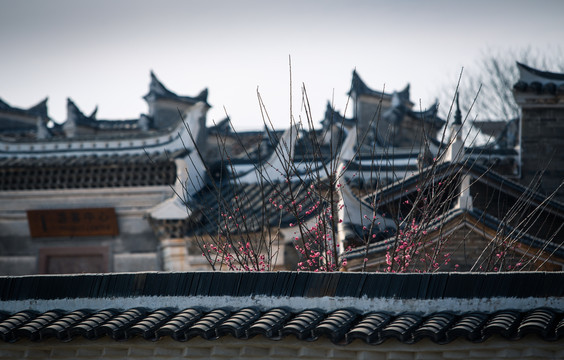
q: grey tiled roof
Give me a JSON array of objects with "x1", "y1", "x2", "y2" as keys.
[
  {"x1": 0, "y1": 272, "x2": 563, "y2": 345},
  {"x1": 368, "y1": 161, "x2": 564, "y2": 213},
  {"x1": 406, "y1": 100, "x2": 445, "y2": 127},
  {"x1": 185, "y1": 180, "x2": 319, "y2": 235}
]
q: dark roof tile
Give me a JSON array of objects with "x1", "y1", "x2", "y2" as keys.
[
  {"x1": 346, "y1": 312, "x2": 391, "y2": 344},
  {"x1": 13, "y1": 310, "x2": 62, "y2": 341},
  {"x1": 217, "y1": 308, "x2": 261, "y2": 338},
  {"x1": 380, "y1": 313, "x2": 421, "y2": 343},
  {"x1": 412, "y1": 312, "x2": 456, "y2": 343},
  {"x1": 482, "y1": 310, "x2": 522, "y2": 340},
  {"x1": 314, "y1": 309, "x2": 357, "y2": 343},
  {"x1": 0, "y1": 311, "x2": 37, "y2": 342},
  {"x1": 39, "y1": 309, "x2": 90, "y2": 341},
  {"x1": 281, "y1": 309, "x2": 324, "y2": 340},
  {"x1": 68, "y1": 309, "x2": 119, "y2": 340},
  {"x1": 446, "y1": 312, "x2": 489, "y2": 342},
  {"x1": 247, "y1": 308, "x2": 291, "y2": 339},
  {"x1": 98, "y1": 308, "x2": 147, "y2": 340},
  {"x1": 186, "y1": 308, "x2": 230, "y2": 340},
  {"x1": 517, "y1": 308, "x2": 557, "y2": 340},
  {"x1": 155, "y1": 308, "x2": 203, "y2": 341},
  {"x1": 128, "y1": 308, "x2": 175, "y2": 340},
  {"x1": 555, "y1": 315, "x2": 564, "y2": 339}
]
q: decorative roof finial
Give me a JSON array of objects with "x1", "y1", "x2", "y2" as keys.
[
  {"x1": 443, "y1": 92, "x2": 465, "y2": 163},
  {"x1": 453, "y1": 92, "x2": 462, "y2": 125}
]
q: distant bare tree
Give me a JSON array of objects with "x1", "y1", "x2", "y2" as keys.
[{"x1": 438, "y1": 46, "x2": 564, "y2": 121}]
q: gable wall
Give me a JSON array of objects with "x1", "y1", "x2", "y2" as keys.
[
  {"x1": 519, "y1": 103, "x2": 564, "y2": 203},
  {"x1": 352, "y1": 216, "x2": 563, "y2": 272}
]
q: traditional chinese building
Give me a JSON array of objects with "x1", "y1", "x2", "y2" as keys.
[
  {"x1": 341, "y1": 65, "x2": 564, "y2": 272},
  {"x1": 0, "y1": 73, "x2": 210, "y2": 274},
  {"x1": 0, "y1": 63, "x2": 560, "y2": 274}
]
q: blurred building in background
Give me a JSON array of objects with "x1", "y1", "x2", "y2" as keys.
[{"x1": 0, "y1": 63, "x2": 562, "y2": 274}]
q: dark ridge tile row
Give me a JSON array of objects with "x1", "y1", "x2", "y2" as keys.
[
  {"x1": 0, "y1": 307, "x2": 563, "y2": 345},
  {"x1": 0, "y1": 153, "x2": 177, "y2": 190},
  {"x1": 514, "y1": 80, "x2": 564, "y2": 95},
  {"x1": 2, "y1": 272, "x2": 564, "y2": 302}
]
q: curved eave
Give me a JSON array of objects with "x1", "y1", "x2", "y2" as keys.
[
  {"x1": 321, "y1": 102, "x2": 355, "y2": 127},
  {"x1": 517, "y1": 62, "x2": 564, "y2": 83},
  {"x1": 144, "y1": 92, "x2": 211, "y2": 108},
  {"x1": 349, "y1": 71, "x2": 398, "y2": 100}
]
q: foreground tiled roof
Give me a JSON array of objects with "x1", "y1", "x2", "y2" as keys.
[
  {"x1": 2, "y1": 306, "x2": 563, "y2": 344},
  {"x1": 1, "y1": 272, "x2": 563, "y2": 345}
]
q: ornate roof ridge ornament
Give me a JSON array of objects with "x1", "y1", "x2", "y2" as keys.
[
  {"x1": 453, "y1": 92, "x2": 462, "y2": 126},
  {"x1": 143, "y1": 71, "x2": 209, "y2": 105}
]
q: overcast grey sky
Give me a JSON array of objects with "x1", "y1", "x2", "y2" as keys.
[{"x1": 0, "y1": 0, "x2": 562, "y2": 130}]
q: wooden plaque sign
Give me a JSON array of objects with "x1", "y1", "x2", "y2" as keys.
[{"x1": 27, "y1": 208, "x2": 119, "y2": 238}]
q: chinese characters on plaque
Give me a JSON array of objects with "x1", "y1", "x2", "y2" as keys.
[{"x1": 27, "y1": 208, "x2": 119, "y2": 237}]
